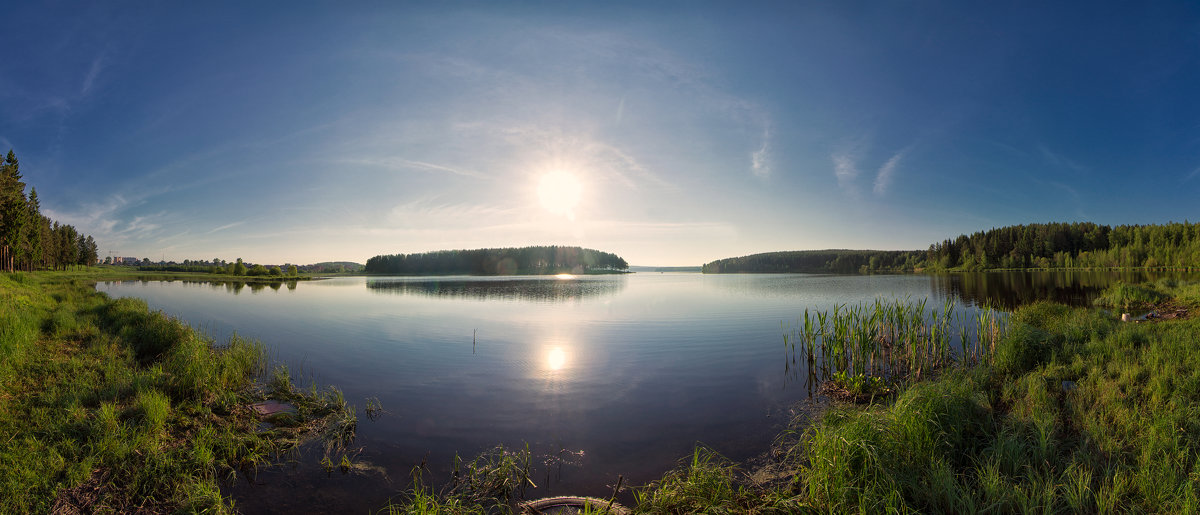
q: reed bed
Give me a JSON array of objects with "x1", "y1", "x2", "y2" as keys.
[{"x1": 784, "y1": 297, "x2": 1008, "y2": 393}]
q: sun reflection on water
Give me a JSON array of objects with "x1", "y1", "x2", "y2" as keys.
[{"x1": 546, "y1": 346, "x2": 569, "y2": 371}]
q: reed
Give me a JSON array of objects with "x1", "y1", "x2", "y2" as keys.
[{"x1": 787, "y1": 297, "x2": 1008, "y2": 395}]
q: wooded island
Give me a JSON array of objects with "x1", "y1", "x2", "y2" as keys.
[{"x1": 364, "y1": 246, "x2": 629, "y2": 275}]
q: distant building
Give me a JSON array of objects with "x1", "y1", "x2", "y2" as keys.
[{"x1": 116, "y1": 257, "x2": 140, "y2": 266}]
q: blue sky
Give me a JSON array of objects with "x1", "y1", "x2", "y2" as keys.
[{"x1": 3, "y1": 2, "x2": 1199, "y2": 266}]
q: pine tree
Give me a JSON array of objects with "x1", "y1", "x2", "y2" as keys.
[
  {"x1": 23, "y1": 188, "x2": 41, "y2": 270},
  {"x1": 0, "y1": 150, "x2": 28, "y2": 271},
  {"x1": 83, "y1": 235, "x2": 98, "y2": 266}
]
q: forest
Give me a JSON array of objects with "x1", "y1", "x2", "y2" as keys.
[
  {"x1": 364, "y1": 246, "x2": 629, "y2": 275},
  {"x1": 704, "y1": 222, "x2": 1200, "y2": 273},
  {"x1": 923, "y1": 221, "x2": 1200, "y2": 270},
  {"x1": 701, "y1": 249, "x2": 924, "y2": 274},
  {"x1": 0, "y1": 151, "x2": 99, "y2": 271}
]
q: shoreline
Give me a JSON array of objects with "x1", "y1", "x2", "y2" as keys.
[
  {"x1": 0, "y1": 270, "x2": 353, "y2": 513},
  {"x1": 8, "y1": 269, "x2": 1200, "y2": 512}
]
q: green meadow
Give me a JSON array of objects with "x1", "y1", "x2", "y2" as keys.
[{"x1": 0, "y1": 271, "x2": 354, "y2": 513}]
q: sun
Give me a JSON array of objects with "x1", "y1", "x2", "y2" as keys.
[{"x1": 537, "y1": 170, "x2": 583, "y2": 220}]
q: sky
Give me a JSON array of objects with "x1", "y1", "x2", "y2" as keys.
[{"x1": 3, "y1": 2, "x2": 1200, "y2": 266}]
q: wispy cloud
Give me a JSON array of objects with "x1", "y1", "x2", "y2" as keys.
[
  {"x1": 119, "y1": 215, "x2": 162, "y2": 237},
  {"x1": 873, "y1": 148, "x2": 909, "y2": 196},
  {"x1": 41, "y1": 188, "x2": 178, "y2": 256},
  {"x1": 751, "y1": 127, "x2": 771, "y2": 178},
  {"x1": 341, "y1": 157, "x2": 486, "y2": 178},
  {"x1": 206, "y1": 221, "x2": 245, "y2": 234},
  {"x1": 584, "y1": 139, "x2": 668, "y2": 190},
  {"x1": 81, "y1": 55, "x2": 106, "y2": 96},
  {"x1": 43, "y1": 195, "x2": 130, "y2": 238},
  {"x1": 491, "y1": 124, "x2": 671, "y2": 191},
  {"x1": 1038, "y1": 144, "x2": 1087, "y2": 173},
  {"x1": 1184, "y1": 166, "x2": 1200, "y2": 183},
  {"x1": 387, "y1": 197, "x2": 519, "y2": 230},
  {"x1": 832, "y1": 152, "x2": 860, "y2": 196}
]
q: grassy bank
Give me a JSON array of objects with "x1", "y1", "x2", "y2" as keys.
[
  {"x1": 638, "y1": 283, "x2": 1200, "y2": 513},
  {"x1": 0, "y1": 271, "x2": 353, "y2": 513},
  {"x1": 387, "y1": 283, "x2": 1200, "y2": 514}
]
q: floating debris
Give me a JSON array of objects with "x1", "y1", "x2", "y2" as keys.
[
  {"x1": 250, "y1": 400, "x2": 296, "y2": 417},
  {"x1": 520, "y1": 496, "x2": 632, "y2": 515}
]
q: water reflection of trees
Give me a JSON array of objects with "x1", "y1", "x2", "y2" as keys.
[
  {"x1": 930, "y1": 271, "x2": 1200, "y2": 309},
  {"x1": 101, "y1": 279, "x2": 298, "y2": 295},
  {"x1": 365, "y1": 277, "x2": 626, "y2": 302}
]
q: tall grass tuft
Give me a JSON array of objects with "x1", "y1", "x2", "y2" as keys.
[
  {"x1": 135, "y1": 388, "x2": 171, "y2": 436},
  {"x1": 1092, "y1": 281, "x2": 1169, "y2": 310},
  {"x1": 634, "y1": 447, "x2": 793, "y2": 513}
]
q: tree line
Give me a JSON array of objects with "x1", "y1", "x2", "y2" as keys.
[
  {"x1": 0, "y1": 150, "x2": 99, "y2": 271},
  {"x1": 924, "y1": 221, "x2": 1200, "y2": 270},
  {"x1": 135, "y1": 258, "x2": 299, "y2": 277},
  {"x1": 703, "y1": 222, "x2": 1200, "y2": 274},
  {"x1": 701, "y1": 250, "x2": 924, "y2": 274},
  {"x1": 365, "y1": 246, "x2": 629, "y2": 275}
]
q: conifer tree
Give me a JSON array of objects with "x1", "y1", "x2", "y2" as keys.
[
  {"x1": 0, "y1": 150, "x2": 28, "y2": 271},
  {"x1": 23, "y1": 188, "x2": 42, "y2": 269}
]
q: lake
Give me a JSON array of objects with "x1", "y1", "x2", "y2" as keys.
[{"x1": 94, "y1": 270, "x2": 1190, "y2": 512}]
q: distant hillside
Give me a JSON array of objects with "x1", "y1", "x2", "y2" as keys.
[
  {"x1": 629, "y1": 265, "x2": 702, "y2": 273},
  {"x1": 704, "y1": 222, "x2": 1200, "y2": 273},
  {"x1": 702, "y1": 250, "x2": 922, "y2": 274},
  {"x1": 364, "y1": 246, "x2": 628, "y2": 275},
  {"x1": 300, "y1": 261, "x2": 363, "y2": 273}
]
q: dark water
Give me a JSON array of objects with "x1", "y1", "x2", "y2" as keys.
[
  {"x1": 94, "y1": 271, "x2": 1192, "y2": 512},
  {"x1": 930, "y1": 269, "x2": 1198, "y2": 309}
]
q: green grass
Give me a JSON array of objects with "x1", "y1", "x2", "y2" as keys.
[
  {"x1": 1092, "y1": 281, "x2": 1171, "y2": 310},
  {"x1": 635, "y1": 287, "x2": 1200, "y2": 513},
  {"x1": 634, "y1": 447, "x2": 805, "y2": 514},
  {"x1": 698, "y1": 293, "x2": 1199, "y2": 513},
  {"x1": 0, "y1": 271, "x2": 352, "y2": 513}
]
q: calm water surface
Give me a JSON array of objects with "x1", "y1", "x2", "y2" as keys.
[{"x1": 95, "y1": 271, "x2": 1189, "y2": 512}]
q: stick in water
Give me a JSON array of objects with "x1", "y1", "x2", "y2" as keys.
[{"x1": 606, "y1": 474, "x2": 624, "y2": 512}]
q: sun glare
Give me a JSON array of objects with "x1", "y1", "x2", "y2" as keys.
[
  {"x1": 537, "y1": 171, "x2": 583, "y2": 220},
  {"x1": 546, "y1": 347, "x2": 568, "y2": 371}
]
